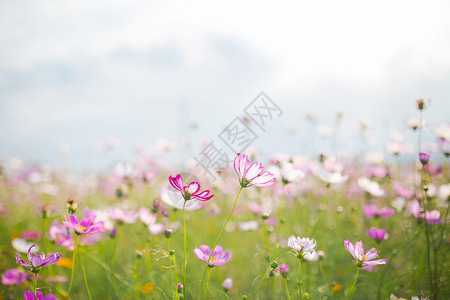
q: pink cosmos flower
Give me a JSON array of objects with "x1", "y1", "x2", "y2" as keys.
[
  {"x1": 222, "y1": 278, "x2": 233, "y2": 290},
  {"x1": 21, "y1": 230, "x2": 40, "y2": 240},
  {"x1": 366, "y1": 227, "x2": 387, "y2": 240},
  {"x1": 62, "y1": 215, "x2": 106, "y2": 234},
  {"x1": 1, "y1": 269, "x2": 27, "y2": 285},
  {"x1": 407, "y1": 200, "x2": 443, "y2": 224},
  {"x1": 139, "y1": 207, "x2": 164, "y2": 234},
  {"x1": 48, "y1": 220, "x2": 74, "y2": 250},
  {"x1": 407, "y1": 200, "x2": 423, "y2": 218},
  {"x1": 344, "y1": 240, "x2": 387, "y2": 268},
  {"x1": 16, "y1": 245, "x2": 62, "y2": 272},
  {"x1": 24, "y1": 290, "x2": 56, "y2": 300},
  {"x1": 194, "y1": 245, "x2": 231, "y2": 266},
  {"x1": 234, "y1": 153, "x2": 276, "y2": 188},
  {"x1": 278, "y1": 264, "x2": 289, "y2": 277},
  {"x1": 392, "y1": 182, "x2": 414, "y2": 199},
  {"x1": 168, "y1": 174, "x2": 214, "y2": 201},
  {"x1": 107, "y1": 207, "x2": 139, "y2": 224},
  {"x1": 287, "y1": 236, "x2": 316, "y2": 258},
  {"x1": 362, "y1": 204, "x2": 394, "y2": 219}
]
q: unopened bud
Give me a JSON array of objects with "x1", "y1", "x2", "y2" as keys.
[
  {"x1": 271, "y1": 261, "x2": 278, "y2": 269},
  {"x1": 164, "y1": 229, "x2": 173, "y2": 239},
  {"x1": 66, "y1": 198, "x2": 77, "y2": 214}
]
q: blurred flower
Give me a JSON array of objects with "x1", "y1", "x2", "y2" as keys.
[
  {"x1": 303, "y1": 251, "x2": 319, "y2": 261},
  {"x1": 238, "y1": 221, "x2": 259, "y2": 231},
  {"x1": 419, "y1": 153, "x2": 430, "y2": 165},
  {"x1": 12, "y1": 238, "x2": 39, "y2": 253},
  {"x1": 21, "y1": 230, "x2": 40, "y2": 240},
  {"x1": 438, "y1": 184, "x2": 450, "y2": 201},
  {"x1": 45, "y1": 275, "x2": 67, "y2": 284},
  {"x1": 438, "y1": 139, "x2": 450, "y2": 156},
  {"x1": 194, "y1": 245, "x2": 231, "y2": 266},
  {"x1": 362, "y1": 204, "x2": 394, "y2": 218},
  {"x1": 168, "y1": 174, "x2": 214, "y2": 201},
  {"x1": 407, "y1": 200, "x2": 423, "y2": 218},
  {"x1": 288, "y1": 236, "x2": 316, "y2": 258},
  {"x1": 390, "y1": 294, "x2": 407, "y2": 300},
  {"x1": 1, "y1": 269, "x2": 27, "y2": 285},
  {"x1": 107, "y1": 207, "x2": 139, "y2": 224},
  {"x1": 358, "y1": 178, "x2": 385, "y2": 197},
  {"x1": 344, "y1": 240, "x2": 387, "y2": 268},
  {"x1": 62, "y1": 215, "x2": 106, "y2": 234},
  {"x1": 279, "y1": 162, "x2": 306, "y2": 184},
  {"x1": 222, "y1": 278, "x2": 233, "y2": 291},
  {"x1": 234, "y1": 153, "x2": 276, "y2": 188},
  {"x1": 317, "y1": 170, "x2": 348, "y2": 186},
  {"x1": 433, "y1": 121, "x2": 450, "y2": 141},
  {"x1": 391, "y1": 197, "x2": 406, "y2": 212},
  {"x1": 278, "y1": 264, "x2": 289, "y2": 278},
  {"x1": 24, "y1": 290, "x2": 56, "y2": 300},
  {"x1": 364, "y1": 151, "x2": 384, "y2": 165},
  {"x1": 392, "y1": 182, "x2": 414, "y2": 199},
  {"x1": 386, "y1": 141, "x2": 406, "y2": 155},
  {"x1": 366, "y1": 227, "x2": 387, "y2": 240},
  {"x1": 139, "y1": 207, "x2": 163, "y2": 235},
  {"x1": 317, "y1": 125, "x2": 333, "y2": 138},
  {"x1": 160, "y1": 186, "x2": 202, "y2": 211},
  {"x1": 416, "y1": 98, "x2": 429, "y2": 110},
  {"x1": 405, "y1": 116, "x2": 426, "y2": 131},
  {"x1": 423, "y1": 210, "x2": 443, "y2": 224},
  {"x1": 364, "y1": 166, "x2": 389, "y2": 178},
  {"x1": 48, "y1": 220, "x2": 74, "y2": 250},
  {"x1": 16, "y1": 245, "x2": 62, "y2": 272}
]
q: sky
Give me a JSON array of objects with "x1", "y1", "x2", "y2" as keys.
[{"x1": 1, "y1": 0, "x2": 449, "y2": 171}]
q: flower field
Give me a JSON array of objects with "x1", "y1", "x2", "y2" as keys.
[{"x1": 1, "y1": 100, "x2": 449, "y2": 300}]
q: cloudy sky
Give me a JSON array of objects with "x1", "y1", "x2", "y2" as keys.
[{"x1": 1, "y1": 0, "x2": 449, "y2": 171}]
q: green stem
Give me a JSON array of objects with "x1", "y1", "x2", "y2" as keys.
[
  {"x1": 67, "y1": 235, "x2": 78, "y2": 299},
  {"x1": 132, "y1": 258, "x2": 141, "y2": 300},
  {"x1": 309, "y1": 186, "x2": 329, "y2": 236},
  {"x1": 34, "y1": 273, "x2": 38, "y2": 298},
  {"x1": 202, "y1": 267, "x2": 212, "y2": 300},
  {"x1": 298, "y1": 258, "x2": 302, "y2": 299},
  {"x1": 168, "y1": 238, "x2": 178, "y2": 300},
  {"x1": 438, "y1": 156, "x2": 447, "y2": 186},
  {"x1": 182, "y1": 201, "x2": 187, "y2": 300},
  {"x1": 275, "y1": 183, "x2": 286, "y2": 246},
  {"x1": 198, "y1": 187, "x2": 243, "y2": 300},
  {"x1": 78, "y1": 245, "x2": 92, "y2": 300},
  {"x1": 346, "y1": 267, "x2": 360, "y2": 300},
  {"x1": 421, "y1": 168, "x2": 434, "y2": 293},
  {"x1": 284, "y1": 278, "x2": 291, "y2": 300},
  {"x1": 251, "y1": 266, "x2": 272, "y2": 300}
]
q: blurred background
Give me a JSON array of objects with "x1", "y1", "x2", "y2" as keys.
[{"x1": 1, "y1": 0, "x2": 449, "y2": 172}]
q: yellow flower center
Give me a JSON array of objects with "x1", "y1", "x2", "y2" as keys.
[
  {"x1": 77, "y1": 224, "x2": 86, "y2": 231},
  {"x1": 211, "y1": 257, "x2": 216, "y2": 261},
  {"x1": 361, "y1": 254, "x2": 366, "y2": 261}
]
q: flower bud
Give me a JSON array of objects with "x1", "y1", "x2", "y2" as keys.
[
  {"x1": 416, "y1": 98, "x2": 429, "y2": 110},
  {"x1": 419, "y1": 153, "x2": 430, "y2": 165},
  {"x1": 271, "y1": 261, "x2": 278, "y2": 269},
  {"x1": 222, "y1": 278, "x2": 232, "y2": 291},
  {"x1": 164, "y1": 229, "x2": 173, "y2": 239},
  {"x1": 177, "y1": 283, "x2": 183, "y2": 292},
  {"x1": 66, "y1": 198, "x2": 77, "y2": 214},
  {"x1": 278, "y1": 264, "x2": 289, "y2": 278}
]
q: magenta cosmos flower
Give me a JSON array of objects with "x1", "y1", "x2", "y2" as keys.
[
  {"x1": 419, "y1": 152, "x2": 430, "y2": 165},
  {"x1": 16, "y1": 245, "x2": 62, "y2": 273},
  {"x1": 366, "y1": 227, "x2": 387, "y2": 241},
  {"x1": 24, "y1": 290, "x2": 56, "y2": 300},
  {"x1": 1, "y1": 269, "x2": 27, "y2": 285},
  {"x1": 234, "y1": 153, "x2": 276, "y2": 188},
  {"x1": 62, "y1": 215, "x2": 105, "y2": 235},
  {"x1": 169, "y1": 174, "x2": 214, "y2": 201},
  {"x1": 194, "y1": 245, "x2": 231, "y2": 267},
  {"x1": 362, "y1": 204, "x2": 394, "y2": 219},
  {"x1": 344, "y1": 240, "x2": 387, "y2": 268}
]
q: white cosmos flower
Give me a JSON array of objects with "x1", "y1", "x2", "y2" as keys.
[{"x1": 357, "y1": 177, "x2": 385, "y2": 197}]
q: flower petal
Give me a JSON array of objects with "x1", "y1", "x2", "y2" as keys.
[
  {"x1": 244, "y1": 162, "x2": 263, "y2": 181},
  {"x1": 250, "y1": 172, "x2": 276, "y2": 188},
  {"x1": 186, "y1": 182, "x2": 200, "y2": 195}
]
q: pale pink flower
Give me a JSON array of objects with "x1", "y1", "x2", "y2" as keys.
[
  {"x1": 344, "y1": 240, "x2": 387, "y2": 268},
  {"x1": 234, "y1": 153, "x2": 276, "y2": 188},
  {"x1": 194, "y1": 245, "x2": 231, "y2": 266}
]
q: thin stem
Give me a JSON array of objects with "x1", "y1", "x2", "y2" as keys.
[
  {"x1": 284, "y1": 278, "x2": 291, "y2": 300},
  {"x1": 34, "y1": 273, "x2": 38, "y2": 298},
  {"x1": 251, "y1": 266, "x2": 272, "y2": 300},
  {"x1": 275, "y1": 183, "x2": 286, "y2": 246},
  {"x1": 309, "y1": 186, "x2": 329, "y2": 236},
  {"x1": 346, "y1": 267, "x2": 360, "y2": 300},
  {"x1": 198, "y1": 187, "x2": 243, "y2": 300},
  {"x1": 421, "y1": 167, "x2": 434, "y2": 293},
  {"x1": 67, "y1": 235, "x2": 78, "y2": 299},
  {"x1": 78, "y1": 246, "x2": 92, "y2": 300},
  {"x1": 298, "y1": 258, "x2": 302, "y2": 299},
  {"x1": 438, "y1": 156, "x2": 447, "y2": 186},
  {"x1": 202, "y1": 267, "x2": 212, "y2": 300},
  {"x1": 132, "y1": 258, "x2": 141, "y2": 300},
  {"x1": 182, "y1": 201, "x2": 187, "y2": 300}
]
